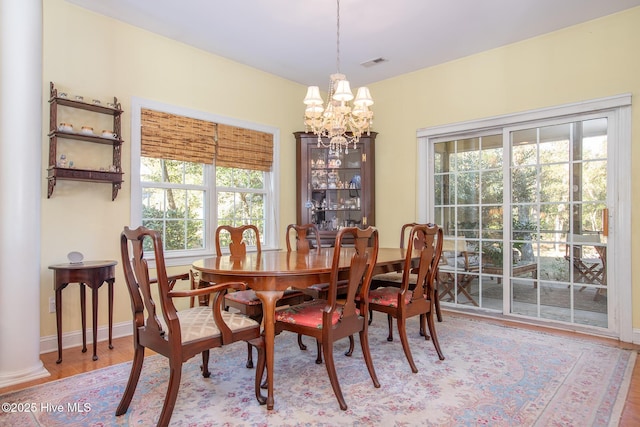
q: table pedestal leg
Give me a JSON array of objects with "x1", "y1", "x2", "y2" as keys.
[{"x1": 254, "y1": 290, "x2": 284, "y2": 410}]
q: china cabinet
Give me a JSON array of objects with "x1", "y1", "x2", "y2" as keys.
[
  {"x1": 295, "y1": 131, "x2": 376, "y2": 246},
  {"x1": 47, "y1": 82, "x2": 124, "y2": 200}
]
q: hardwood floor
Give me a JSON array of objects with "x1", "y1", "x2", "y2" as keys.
[{"x1": 1, "y1": 316, "x2": 639, "y2": 425}]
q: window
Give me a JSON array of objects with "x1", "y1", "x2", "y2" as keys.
[
  {"x1": 130, "y1": 98, "x2": 279, "y2": 266},
  {"x1": 141, "y1": 159, "x2": 207, "y2": 252},
  {"x1": 216, "y1": 167, "x2": 266, "y2": 248}
]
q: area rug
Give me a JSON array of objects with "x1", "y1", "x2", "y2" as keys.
[{"x1": 0, "y1": 314, "x2": 635, "y2": 426}]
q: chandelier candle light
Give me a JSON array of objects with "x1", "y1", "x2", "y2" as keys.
[{"x1": 303, "y1": 0, "x2": 374, "y2": 154}]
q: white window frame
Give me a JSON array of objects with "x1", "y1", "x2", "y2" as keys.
[
  {"x1": 130, "y1": 97, "x2": 280, "y2": 267},
  {"x1": 417, "y1": 94, "x2": 632, "y2": 342}
]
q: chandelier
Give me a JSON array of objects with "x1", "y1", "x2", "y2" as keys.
[{"x1": 303, "y1": 0, "x2": 374, "y2": 154}]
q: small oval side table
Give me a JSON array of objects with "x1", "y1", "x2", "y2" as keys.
[{"x1": 48, "y1": 260, "x2": 117, "y2": 363}]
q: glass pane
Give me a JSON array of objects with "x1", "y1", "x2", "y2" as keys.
[
  {"x1": 186, "y1": 190, "x2": 204, "y2": 220},
  {"x1": 248, "y1": 193, "x2": 265, "y2": 218},
  {"x1": 581, "y1": 160, "x2": 606, "y2": 202},
  {"x1": 141, "y1": 157, "x2": 162, "y2": 182},
  {"x1": 434, "y1": 141, "x2": 455, "y2": 173},
  {"x1": 540, "y1": 243, "x2": 570, "y2": 283},
  {"x1": 440, "y1": 207, "x2": 457, "y2": 236},
  {"x1": 511, "y1": 165, "x2": 537, "y2": 203},
  {"x1": 434, "y1": 207, "x2": 444, "y2": 229},
  {"x1": 163, "y1": 160, "x2": 184, "y2": 183},
  {"x1": 456, "y1": 172, "x2": 479, "y2": 204},
  {"x1": 457, "y1": 206, "x2": 479, "y2": 238},
  {"x1": 434, "y1": 174, "x2": 444, "y2": 206},
  {"x1": 539, "y1": 203, "x2": 569, "y2": 236},
  {"x1": 142, "y1": 188, "x2": 165, "y2": 217},
  {"x1": 456, "y1": 138, "x2": 480, "y2": 171},
  {"x1": 184, "y1": 162, "x2": 205, "y2": 185},
  {"x1": 481, "y1": 206, "x2": 503, "y2": 239},
  {"x1": 511, "y1": 137, "x2": 536, "y2": 167},
  {"x1": 480, "y1": 134, "x2": 503, "y2": 169},
  {"x1": 236, "y1": 169, "x2": 252, "y2": 188},
  {"x1": 217, "y1": 191, "x2": 235, "y2": 221},
  {"x1": 186, "y1": 220, "x2": 204, "y2": 249},
  {"x1": 343, "y1": 151, "x2": 361, "y2": 168},
  {"x1": 165, "y1": 189, "x2": 186, "y2": 218},
  {"x1": 539, "y1": 134, "x2": 569, "y2": 164},
  {"x1": 216, "y1": 167, "x2": 234, "y2": 186},
  {"x1": 434, "y1": 152, "x2": 443, "y2": 174},
  {"x1": 573, "y1": 202, "x2": 606, "y2": 233},
  {"x1": 481, "y1": 170, "x2": 502, "y2": 204},
  {"x1": 582, "y1": 118, "x2": 607, "y2": 161},
  {"x1": 540, "y1": 164, "x2": 569, "y2": 203},
  {"x1": 165, "y1": 220, "x2": 185, "y2": 251}
]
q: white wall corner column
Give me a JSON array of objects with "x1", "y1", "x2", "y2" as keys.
[{"x1": 0, "y1": 0, "x2": 49, "y2": 386}]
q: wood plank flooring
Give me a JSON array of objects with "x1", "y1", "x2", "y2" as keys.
[{"x1": 1, "y1": 316, "x2": 638, "y2": 425}]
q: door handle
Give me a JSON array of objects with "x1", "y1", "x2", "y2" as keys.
[{"x1": 602, "y1": 208, "x2": 609, "y2": 237}]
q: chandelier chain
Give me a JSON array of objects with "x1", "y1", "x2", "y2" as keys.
[{"x1": 336, "y1": 0, "x2": 341, "y2": 74}]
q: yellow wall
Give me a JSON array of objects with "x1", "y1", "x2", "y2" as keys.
[
  {"x1": 369, "y1": 7, "x2": 640, "y2": 324},
  {"x1": 41, "y1": 1, "x2": 640, "y2": 340},
  {"x1": 41, "y1": 0, "x2": 305, "y2": 337}
]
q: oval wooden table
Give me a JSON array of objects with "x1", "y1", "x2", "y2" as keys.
[{"x1": 192, "y1": 247, "x2": 409, "y2": 410}]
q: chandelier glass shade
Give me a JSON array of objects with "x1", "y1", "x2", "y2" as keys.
[{"x1": 303, "y1": 0, "x2": 374, "y2": 154}]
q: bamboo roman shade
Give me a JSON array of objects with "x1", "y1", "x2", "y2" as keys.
[
  {"x1": 216, "y1": 124, "x2": 273, "y2": 172},
  {"x1": 141, "y1": 108, "x2": 273, "y2": 171},
  {"x1": 141, "y1": 108, "x2": 216, "y2": 164}
]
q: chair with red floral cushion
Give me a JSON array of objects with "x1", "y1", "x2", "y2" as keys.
[
  {"x1": 219, "y1": 224, "x2": 309, "y2": 368},
  {"x1": 370, "y1": 223, "x2": 443, "y2": 338},
  {"x1": 271, "y1": 226, "x2": 380, "y2": 410},
  {"x1": 117, "y1": 226, "x2": 264, "y2": 427},
  {"x1": 286, "y1": 223, "x2": 354, "y2": 364},
  {"x1": 366, "y1": 223, "x2": 445, "y2": 373}
]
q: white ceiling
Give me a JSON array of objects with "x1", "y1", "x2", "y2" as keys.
[{"x1": 66, "y1": 0, "x2": 640, "y2": 87}]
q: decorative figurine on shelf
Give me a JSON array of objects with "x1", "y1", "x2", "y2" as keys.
[{"x1": 57, "y1": 154, "x2": 67, "y2": 168}]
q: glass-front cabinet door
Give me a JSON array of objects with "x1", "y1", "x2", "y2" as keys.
[{"x1": 295, "y1": 132, "x2": 376, "y2": 246}]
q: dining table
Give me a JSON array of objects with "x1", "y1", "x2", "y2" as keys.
[{"x1": 192, "y1": 246, "x2": 411, "y2": 410}]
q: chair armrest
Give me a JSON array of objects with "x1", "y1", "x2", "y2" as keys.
[
  {"x1": 168, "y1": 281, "x2": 248, "y2": 298},
  {"x1": 149, "y1": 273, "x2": 190, "y2": 290}
]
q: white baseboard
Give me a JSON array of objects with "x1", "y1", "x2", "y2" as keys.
[
  {"x1": 40, "y1": 321, "x2": 133, "y2": 355},
  {"x1": 632, "y1": 328, "x2": 640, "y2": 345}
]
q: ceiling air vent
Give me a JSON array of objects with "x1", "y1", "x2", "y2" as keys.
[{"x1": 360, "y1": 57, "x2": 388, "y2": 68}]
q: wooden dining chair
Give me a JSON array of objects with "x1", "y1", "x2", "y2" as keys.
[
  {"x1": 219, "y1": 224, "x2": 310, "y2": 368},
  {"x1": 370, "y1": 222, "x2": 443, "y2": 337},
  {"x1": 286, "y1": 223, "x2": 322, "y2": 253},
  {"x1": 286, "y1": 223, "x2": 354, "y2": 364},
  {"x1": 267, "y1": 226, "x2": 380, "y2": 411},
  {"x1": 365, "y1": 223, "x2": 445, "y2": 373},
  {"x1": 116, "y1": 226, "x2": 264, "y2": 427}
]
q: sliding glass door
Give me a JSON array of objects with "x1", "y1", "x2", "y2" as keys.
[
  {"x1": 508, "y1": 117, "x2": 608, "y2": 327},
  {"x1": 432, "y1": 115, "x2": 610, "y2": 330}
]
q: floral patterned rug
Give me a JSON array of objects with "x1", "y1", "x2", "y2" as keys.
[{"x1": 1, "y1": 314, "x2": 635, "y2": 426}]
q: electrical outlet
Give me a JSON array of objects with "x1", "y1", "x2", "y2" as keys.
[{"x1": 49, "y1": 297, "x2": 56, "y2": 313}]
